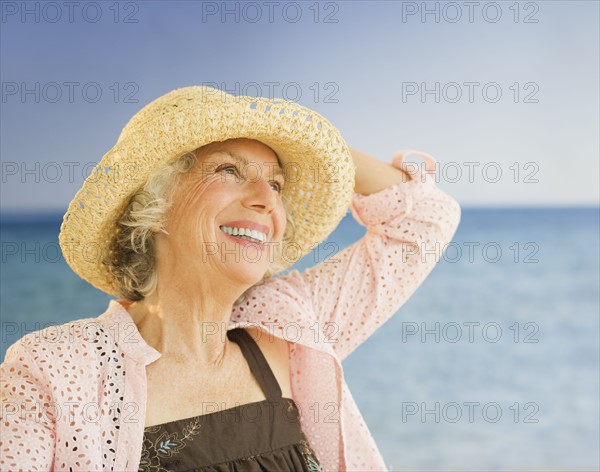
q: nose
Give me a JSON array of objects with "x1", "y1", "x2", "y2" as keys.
[{"x1": 241, "y1": 176, "x2": 278, "y2": 213}]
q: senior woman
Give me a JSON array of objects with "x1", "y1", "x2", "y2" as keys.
[{"x1": 0, "y1": 86, "x2": 461, "y2": 471}]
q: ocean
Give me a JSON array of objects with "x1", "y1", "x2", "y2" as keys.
[{"x1": 1, "y1": 207, "x2": 598, "y2": 471}]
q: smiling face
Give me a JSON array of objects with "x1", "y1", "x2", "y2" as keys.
[{"x1": 155, "y1": 138, "x2": 288, "y2": 288}]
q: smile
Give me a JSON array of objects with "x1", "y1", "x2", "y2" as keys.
[{"x1": 219, "y1": 225, "x2": 268, "y2": 244}]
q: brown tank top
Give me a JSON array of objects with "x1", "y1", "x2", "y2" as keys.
[{"x1": 138, "y1": 328, "x2": 324, "y2": 471}]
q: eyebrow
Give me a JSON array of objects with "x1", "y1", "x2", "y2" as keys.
[{"x1": 213, "y1": 150, "x2": 285, "y2": 180}]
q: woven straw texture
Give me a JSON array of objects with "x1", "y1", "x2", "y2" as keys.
[{"x1": 58, "y1": 86, "x2": 355, "y2": 297}]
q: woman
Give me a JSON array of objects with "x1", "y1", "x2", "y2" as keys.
[{"x1": 0, "y1": 86, "x2": 461, "y2": 471}]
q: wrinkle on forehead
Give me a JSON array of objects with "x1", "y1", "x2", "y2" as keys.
[{"x1": 194, "y1": 139, "x2": 283, "y2": 171}]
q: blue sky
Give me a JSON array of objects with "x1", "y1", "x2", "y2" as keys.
[{"x1": 1, "y1": 0, "x2": 598, "y2": 210}]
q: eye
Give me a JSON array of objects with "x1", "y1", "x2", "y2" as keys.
[
  {"x1": 217, "y1": 164, "x2": 239, "y2": 176},
  {"x1": 270, "y1": 181, "x2": 283, "y2": 193}
]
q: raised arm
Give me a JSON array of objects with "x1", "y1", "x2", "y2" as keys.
[
  {"x1": 281, "y1": 147, "x2": 462, "y2": 362},
  {"x1": 351, "y1": 147, "x2": 415, "y2": 195}
]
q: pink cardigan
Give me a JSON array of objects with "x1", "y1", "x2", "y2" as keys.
[{"x1": 0, "y1": 151, "x2": 461, "y2": 472}]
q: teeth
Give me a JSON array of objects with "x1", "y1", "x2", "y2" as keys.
[{"x1": 220, "y1": 225, "x2": 267, "y2": 243}]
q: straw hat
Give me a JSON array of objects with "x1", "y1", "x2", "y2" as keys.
[{"x1": 58, "y1": 85, "x2": 356, "y2": 297}]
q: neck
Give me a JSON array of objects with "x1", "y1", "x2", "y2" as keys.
[{"x1": 125, "y1": 276, "x2": 247, "y2": 367}]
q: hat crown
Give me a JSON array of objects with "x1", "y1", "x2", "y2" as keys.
[{"x1": 117, "y1": 86, "x2": 230, "y2": 143}]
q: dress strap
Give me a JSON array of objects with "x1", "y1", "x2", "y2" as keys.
[{"x1": 227, "y1": 328, "x2": 282, "y2": 402}]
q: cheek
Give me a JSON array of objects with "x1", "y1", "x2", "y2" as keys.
[
  {"x1": 277, "y1": 208, "x2": 288, "y2": 237},
  {"x1": 179, "y1": 177, "x2": 231, "y2": 212},
  {"x1": 168, "y1": 181, "x2": 225, "y2": 241}
]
